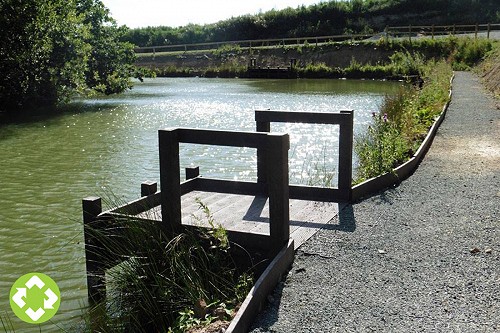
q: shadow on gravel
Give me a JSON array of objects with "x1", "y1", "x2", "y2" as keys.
[
  {"x1": 321, "y1": 204, "x2": 356, "y2": 232},
  {"x1": 252, "y1": 281, "x2": 286, "y2": 331}
]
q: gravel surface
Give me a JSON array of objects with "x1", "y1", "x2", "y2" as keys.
[{"x1": 250, "y1": 71, "x2": 499, "y2": 332}]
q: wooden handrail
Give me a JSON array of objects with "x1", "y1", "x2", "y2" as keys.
[
  {"x1": 158, "y1": 128, "x2": 290, "y2": 245},
  {"x1": 255, "y1": 109, "x2": 353, "y2": 202}
]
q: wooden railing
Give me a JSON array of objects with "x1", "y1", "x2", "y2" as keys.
[
  {"x1": 82, "y1": 114, "x2": 355, "y2": 303},
  {"x1": 255, "y1": 110, "x2": 353, "y2": 202},
  {"x1": 158, "y1": 128, "x2": 290, "y2": 246},
  {"x1": 386, "y1": 23, "x2": 500, "y2": 41},
  {"x1": 134, "y1": 23, "x2": 499, "y2": 54},
  {"x1": 134, "y1": 33, "x2": 373, "y2": 54}
]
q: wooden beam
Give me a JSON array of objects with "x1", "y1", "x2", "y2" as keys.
[
  {"x1": 255, "y1": 109, "x2": 350, "y2": 125},
  {"x1": 196, "y1": 178, "x2": 267, "y2": 196},
  {"x1": 338, "y1": 110, "x2": 353, "y2": 202},
  {"x1": 266, "y1": 133, "x2": 290, "y2": 247},
  {"x1": 226, "y1": 240, "x2": 294, "y2": 333},
  {"x1": 255, "y1": 109, "x2": 354, "y2": 202},
  {"x1": 177, "y1": 128, "x2": 268, "y2": 148},
  {"x1": 141, "y1": 181, "x2": 157, "y2": 197},
  {"x1": 185, "y1": 166, "x2": 200, "y2": 180},
  {"x1": 159, "y1": 129, "x2": 182, "y2": 231},
  {"x1": 256, "y1": 121, "x2": 270, "y2": 183},
  {"x1": 289, "y1": 185, "x2": 341, "y2": 202},
  {"x1": 82, "y1": 196, "x2": 106, "y2": 305}
]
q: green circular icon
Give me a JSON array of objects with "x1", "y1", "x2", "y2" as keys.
[{"x1": 9, "y1": 273, "x2": 61, "y2": 324}]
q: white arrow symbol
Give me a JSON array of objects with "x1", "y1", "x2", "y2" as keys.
[
  {"x1": 44, "y1": 288, "x2": 58, "y2": 309},
  {"x1": 25, "y1": 275, "x2": 45, "y2": 289},
  {"x1": 12, "y1": 288, "x2": 27, "y2": 308},
  {"x1": 25, "y1": 307, "x2": 45, "y2": 321}
]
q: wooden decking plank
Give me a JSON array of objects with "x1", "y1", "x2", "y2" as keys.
[
  {"x1": 289, "y1": 201, "x2": 338, "y2": 249},
  {"x1": 210, "y1": 194, "x2": 268, "y2": 233},
  {"x1": 132, "y1": 191, "x2": 339, "y2": 249},
  {"x1": 181, "y1": 191, "x2": 227, "y2": 215},
  {"x1": 182, "y1": 191, "x2": 232, "y2": 223}
]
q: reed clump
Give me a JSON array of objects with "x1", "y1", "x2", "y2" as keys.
[{"x1": 83, "y1": 199, "x2": 253, "y2": 333}]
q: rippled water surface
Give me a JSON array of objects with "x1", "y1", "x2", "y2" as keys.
[{"x1": 0, "y1": 78, "x2": 400, "y2": 331}]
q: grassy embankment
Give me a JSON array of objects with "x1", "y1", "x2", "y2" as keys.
[
  {"x1": 138, "y1": 36, "x2": 495, "y2": 79},
  {"x1": 354, "y1": 37, "x2": 498, "y2": 182}
]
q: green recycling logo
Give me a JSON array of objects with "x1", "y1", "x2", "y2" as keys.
[{"x1": 10, "y1": 273, "x2": 60, "y2": 324}]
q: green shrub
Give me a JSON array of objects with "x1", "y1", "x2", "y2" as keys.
[
  {"x1": 354, "y1": 113, "x2": 410, "y2": 182},
  {"x1": 296, "y1": 62, "x2": 343, "y2": 78},
  {"x1": 354, "y1": 60, "x2": 452, "y2": 183},
  {"x1": 450, "y1": 38, "x2": 493, "y2": 70},
  {"x1": 389, "y1": 51, "x2": 426, "y2": 76}
]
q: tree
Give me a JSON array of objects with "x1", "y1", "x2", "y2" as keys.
[
  {"x1": 77, "y1": 0, "x2": 135, "y2": 95},
  {"x1": 0, "y1": 0, "x2": 135, "y2": 113}
]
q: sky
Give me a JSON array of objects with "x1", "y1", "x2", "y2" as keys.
[{"x1": 101, "y1": 0, "x2": 325, "y2": 28}]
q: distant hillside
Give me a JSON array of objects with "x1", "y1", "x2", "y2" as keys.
[{"x1": 123, "y1": 0, "x2": 499, "y2": 47}]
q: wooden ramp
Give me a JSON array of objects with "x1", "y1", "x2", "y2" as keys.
[{"x1": 137, "y1": 191, "x2": 338, "y2": 250}]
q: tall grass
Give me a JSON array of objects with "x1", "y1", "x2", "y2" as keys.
[
  {"x1": 82, "y1": 200, "x2": 253, "y2": 332},
  {"x1": 354, "y1": 60, "x2": 452, "y2": 183}
]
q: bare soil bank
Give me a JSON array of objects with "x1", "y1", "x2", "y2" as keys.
[{"x1": 136, "y1": 43, "x2": 397, "y2": 71}]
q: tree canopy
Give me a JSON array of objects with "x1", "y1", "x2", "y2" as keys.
[
  {"x1": 0, "y1": 0, "x2": 135, "y2": 113},
  {"x1": 124, "y1": 0, "x2": 499, "y2": 47}
]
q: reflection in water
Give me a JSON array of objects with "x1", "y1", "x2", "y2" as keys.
[{"x1": 0, "y1": 78, "x2": 400, "y2": 331}]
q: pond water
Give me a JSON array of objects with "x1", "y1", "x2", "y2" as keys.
[{"x1": 0, "y1": 78, "x2": 400, "y2": 331}]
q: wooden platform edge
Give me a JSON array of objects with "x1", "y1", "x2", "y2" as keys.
[
  {"x1": 351, "y1": 74, "x2": 454, "y2": 202},
  {"x1": 226, "y1": 239, "x2": 295, "y2": 333}
]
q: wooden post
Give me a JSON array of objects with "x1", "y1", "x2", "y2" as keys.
[
  {"x1": 266, "y1": 134, "x2": 290, "y2": 248},
  {"x1": 338, "y1": 110, "x2": 354, "y2": 202},
  {"x1": 409, "y1": 25, "x2": 412, "y2": 43},
  {"x1": 475, "y1": 23, "x2": 478, "y2": 39},
  {"x1": 453, "y1": 24, "x2": 456, "y2": 36},
  {"x1": 256, "y1": 120, "x2": 271, "y2": 183},
  {"x1": 186, "y1": 166, "x2": 200, "y2": 180},
  {"x1": 431, "y1": 25, "x2": 435, "y2": 39},
  {"x1": 487, "y1": 23, "x2": 491, "y2": 39},
  {"x1": 141, "y1": 181, "x2": 157, "y2": 197},
  {"x1": 159, "y1": 129, "x2": 182, "y2": 231},
  {"x1": 83, "y1": 196, "x2": 105, "y2": 305}
]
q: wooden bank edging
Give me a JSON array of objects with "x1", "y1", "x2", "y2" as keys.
[
  {"x1": 351, "y1": 74, "x2": 455, "y2": 201},
  {"x1": 226, "y1": 239, "x2": 295, "y2": 333}
]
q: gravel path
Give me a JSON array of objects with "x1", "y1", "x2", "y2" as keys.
[{"x1": 250, "y1": 71, "x2": 499, "y2": 332}]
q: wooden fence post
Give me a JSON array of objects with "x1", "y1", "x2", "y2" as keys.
[
  {"x1": 83, "y1": 196, "x2": 105, "y2": 305},
  {"x1": 409, "y1": 25, "x2": 412, "y2": 43},
  {"x1": 266, "y1": 134, "x2": 290, "y2": 248},
  {"x1": 256, "y1": 120, "x2": 271, "y2": 183},
  {"x1": 339, "y1": 110, "x2": 354, "y2": 202},
  {"x1": 186, "y1": 166, "x2": 200, "y2": 180},
  {"x1": 431, "y1": 25, "x2": 435, "y2": 39},
  {"x1": 159, "y1": 129, "x2": 182, "y2": 231},
  {"x1": 487, "y1": 23, "x2": 491, "y2": 39},
  {"x1": 475, "y1": 23, "x2": 478, "y2": 39},
  {"x1": 141, "y1": 181, "x2": 157, "y2": 197}
]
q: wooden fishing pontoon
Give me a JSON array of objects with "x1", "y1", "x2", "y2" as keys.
[{"x1": 82, "y1": 110, "x2": 354, "y2": 321}]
